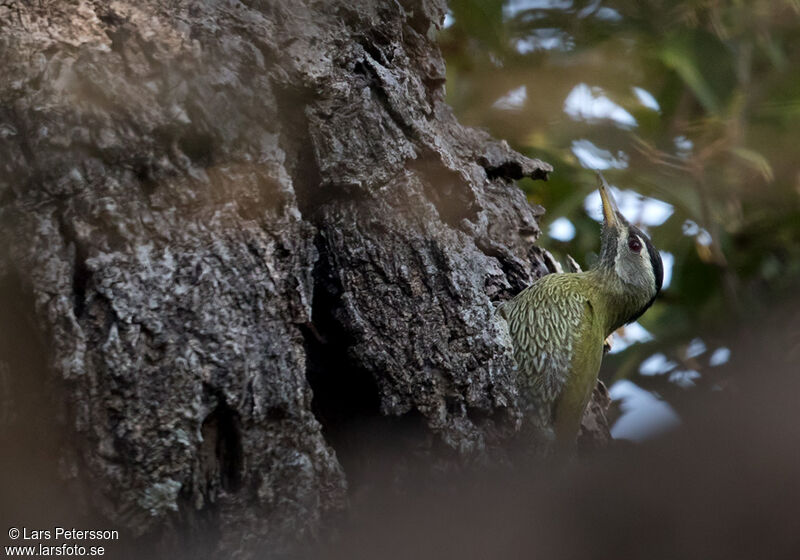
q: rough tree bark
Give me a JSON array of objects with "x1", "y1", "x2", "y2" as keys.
[{"x1": 0, "y1": 0, "x2": 608, "y2": 557}]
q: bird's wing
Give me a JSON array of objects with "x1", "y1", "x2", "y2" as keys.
[{"x1": 501, "y1": 274, "x2": 595, "y2": 407}]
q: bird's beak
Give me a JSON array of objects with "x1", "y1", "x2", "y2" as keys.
[{"x1": 597, "y1": 172, "x2": 621, "y2": 229}]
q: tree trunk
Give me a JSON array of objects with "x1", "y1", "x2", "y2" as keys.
[{"x1": 0, "y1": 0, "x2": 604, "y2": 556}]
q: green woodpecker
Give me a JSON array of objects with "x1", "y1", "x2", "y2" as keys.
[{"x1": 500, "y1": 173, "x2": 663, "y2": 448}]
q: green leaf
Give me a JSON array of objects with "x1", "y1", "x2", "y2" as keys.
[
  {"x1": 730, "y1": 147, "x2": 774, "y2": 182},
  {"x1": 449, "y1": 0, "x2": 506, "y2": 53},
  {"x1": 659, "y1": 38, "x2": 719, "y2": 112}
]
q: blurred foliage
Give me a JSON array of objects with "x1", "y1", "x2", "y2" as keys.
[{"x1": 441, "y1": 0, "x2": 800, "y2": 418}]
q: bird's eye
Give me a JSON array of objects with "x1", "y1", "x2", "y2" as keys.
[{"x1": 628, "y1": 236, "x2": 642, "y2": 253}]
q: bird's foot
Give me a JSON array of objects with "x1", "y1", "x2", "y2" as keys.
[{"x1": 603, "y1": 335, "x2": 613, "y2": 354}]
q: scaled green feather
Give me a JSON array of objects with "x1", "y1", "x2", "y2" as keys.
[{"x1": 500, "y1": 271, "x2": 607, "y2": 443}]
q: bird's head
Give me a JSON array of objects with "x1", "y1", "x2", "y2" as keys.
[{"x1": 595, "y1": 172, "x2": 663, "y2": 324}]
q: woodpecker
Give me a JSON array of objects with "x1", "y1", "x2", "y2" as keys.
[{"x1": 500, "y1": 173, "x2": 663, "y2": 449}]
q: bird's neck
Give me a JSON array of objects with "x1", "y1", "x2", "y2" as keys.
[{"x1": 584, "y1": 268, "x2": 652, "y2": 334}]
